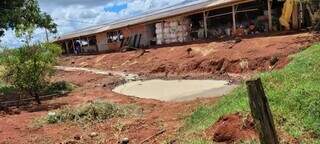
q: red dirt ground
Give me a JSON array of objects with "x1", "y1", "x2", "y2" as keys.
[
  {"x1": 0, "y1": 71, "x2": 218, "y2": 144},
  {"x1": 0, "y1": 33, "x2": 319, "y2": 144},
  {"x1": 204, "y1": 112, "x2": 300, "y2": 144},
  {"x1": 60, "y1": 33, "x2": 319, "y2": 76},
  {"x1": 205, "y1": 113, "x2": 258, "y2": 143}
]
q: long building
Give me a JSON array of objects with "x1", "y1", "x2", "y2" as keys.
[{"x1": 55, "y1": 0, "x2": 301, "y2": 54}]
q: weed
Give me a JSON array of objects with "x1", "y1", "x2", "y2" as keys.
[{"x1": 112, "y1": 120, "x2": 126, "y2": 140}]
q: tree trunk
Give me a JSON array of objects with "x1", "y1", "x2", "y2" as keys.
[
  {"x1": 34, "y1": 92, "x2": 41, "y2": 105},
  {"x1": 29, "y1": 90, "x2": 41, "y2": 105}
]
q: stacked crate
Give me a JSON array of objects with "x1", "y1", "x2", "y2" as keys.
[{"x1": 155, "y1": 17, "x2": 191, "y2": 45}]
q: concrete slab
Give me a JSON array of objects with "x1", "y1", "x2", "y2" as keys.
[{"x1": 113, "y1": 79, "x2": 237, "y2": 101}]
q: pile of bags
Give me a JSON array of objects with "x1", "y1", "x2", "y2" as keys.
[{"x1": 155, "y1": 17, "x2": 191, "y2": 45}]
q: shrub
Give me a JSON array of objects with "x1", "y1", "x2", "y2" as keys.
[
  {"x1": 0, "y1": 43, "x2": 62, "y2": 104},
  {"x1": 43, "y1": 101, "x2": 140, "y2": 124}
]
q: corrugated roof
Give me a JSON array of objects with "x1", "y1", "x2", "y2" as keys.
[{"x1": 56, "y1": 0, "x2": 255, "y2": 41}]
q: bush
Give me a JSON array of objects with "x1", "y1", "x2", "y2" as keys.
[
  {"x1": 42, "y1": 101, "x2": 140, "y2": 124},
  {"x1": 0, "y1": 43, "x2": 62, "y2": 104}
]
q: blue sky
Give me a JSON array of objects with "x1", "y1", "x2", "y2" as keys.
[
  {"x1": 104, "y1": 3, "x2": 128, "y2": 12},
  {"x1": 0, "y1": 0, "x2": 198, "y2": 48}
]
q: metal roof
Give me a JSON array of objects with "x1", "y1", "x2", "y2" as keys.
[{"x1": 56, "y1": 0, "x2": 255, "y2": 41}]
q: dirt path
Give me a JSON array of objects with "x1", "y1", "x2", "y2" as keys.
[{"x1": 54, "y1": 66, "x2": 139, "y2": 81}]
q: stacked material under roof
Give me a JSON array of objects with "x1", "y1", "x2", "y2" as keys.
[{"x1": 156, "y1": 17, "x2": 191, "y2": 45}]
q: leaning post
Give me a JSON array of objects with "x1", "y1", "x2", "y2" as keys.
[{"x1": 246, "y1": 78, "x2": 279, "y2": 144}]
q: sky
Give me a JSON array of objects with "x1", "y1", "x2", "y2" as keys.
[{"x1": 0, "y1": 0, "x2": 199, "y2": 48}]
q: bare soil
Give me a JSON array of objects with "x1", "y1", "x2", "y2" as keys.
[
  {"x1": 60, "y1": 33, "x2": 319, "y2": 77},
  {"x1": 0, "y1": 71, "x2": 217, "y2": 144},
  {"x1": 0, "y1": 33, "x2": 319, "y2": 144},
  {"x1": 204, "y1": 113, "x2": 258, "y2": 143}
]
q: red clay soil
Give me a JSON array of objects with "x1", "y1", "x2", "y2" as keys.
[
  {"x1": 1, "y1": 33, "x2": 319, "y2": 144},
  {"x1": 0, "y1": 71, "x2": 218, "y2": 144},
  {"x1": 204, "y1": 113, "x2": 258, "y2": 143},
  {"x1": 59, "y1": 33, "x2": 319, "y2": 76},
  {"x1": 204, "y1": 112, "x2": 301, "y2": 144}
]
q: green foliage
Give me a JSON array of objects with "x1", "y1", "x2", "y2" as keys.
[
  {"x1": 0, "y1": 43, "x2": 62, "y2": 104},
  {"x1": 40, "y1": 101, "x2": 140, "y2": 124},
  {"x1": 184, "y1": 44, "x2": 320, "y2": 142},
  {"x1": 43, "y1": 81, "x2": 75, "y2": 94},
  {"x1": 0, "y1": 0, "x2": 57, "y2": 38}
]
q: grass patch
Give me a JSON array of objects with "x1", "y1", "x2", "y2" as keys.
[
  {"x1": 36, "y1": 101, "x2": 141, "y2": 125},
  {"x1": 183, "y1": 44, "x2": 320, "y2": 142}
]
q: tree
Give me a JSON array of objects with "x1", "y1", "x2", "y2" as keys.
[
  {"x1": 0, "y1": 0, "x2": 57, "y2": 38},
  {"x1": 0, "y1": 43, "x2": 61, "y2": 104}
]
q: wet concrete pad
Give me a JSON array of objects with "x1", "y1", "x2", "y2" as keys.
[{"x1": 113, "y1": 79, "x2": 237, "y2": 101}]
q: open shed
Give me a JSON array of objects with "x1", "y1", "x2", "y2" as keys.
[{"x1": 55, "y1": 0, "x2": 305, "y2": 55}]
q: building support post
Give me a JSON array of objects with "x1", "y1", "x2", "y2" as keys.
[
  {"x1": 86, "y1": 37, "x2": 89, "y2": 44},
  {"x1": 65, "y1": 41, "x2": 69, "y2": 55},
  {"x1": 232, "y1": 5, "x2": 237, "y2": 34},
  {"x1": 203, "y1": 11, "x2": 208, "y2": 39},
  {"x1": 71, "y1": 39, "x2": 75, "y2": 54},
  {"x1": 86, "y1": 36, "x2": 90, "y2": 53},
  {"x1": 268, "y1": 0, "x2": 273, "y2": 32},
  {"x1": 78, "y1": 37, "x2": 82, "y2": 53}
]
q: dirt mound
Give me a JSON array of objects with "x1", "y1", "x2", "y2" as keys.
[
  {"x1": 59, "y1": 33, "x2": 319, "y2": 77},
  {"x1": 152, "y1": 56, "x2": 280, "y2": 75},
  {"x1": 205, "y1": 113, "x2": 258, "y2": 143}
]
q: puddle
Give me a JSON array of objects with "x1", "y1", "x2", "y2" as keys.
[{"x1": 113, "y1": 79, "x2": 237, "y2": 101}]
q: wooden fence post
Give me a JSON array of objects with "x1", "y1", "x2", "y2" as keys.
[{"x1": 246, "y1": 78, "x2": 279, "y2": 144}]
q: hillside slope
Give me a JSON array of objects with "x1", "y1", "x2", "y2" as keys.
[
  {"x1": 182, "y1": 43, "x2": 320, "y2": 143},
  {"x1": 60, "y1": 33, "x2": 319, "y2": 76}
]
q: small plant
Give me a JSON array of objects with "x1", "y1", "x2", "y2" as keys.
[
  {"x1": 41, "y1": 101, "x2": 140, "y2": 124},
  {"x1": 112, "y1": 120, "x2": 126, "y2": 140}
]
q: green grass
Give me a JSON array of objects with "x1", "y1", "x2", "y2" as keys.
[
  {"x1": 36, "y1": 101, "x2": 141, "y2": 125},
  {"x1": 183, "y1": 44, "x2": 320, "y2": 143}
]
